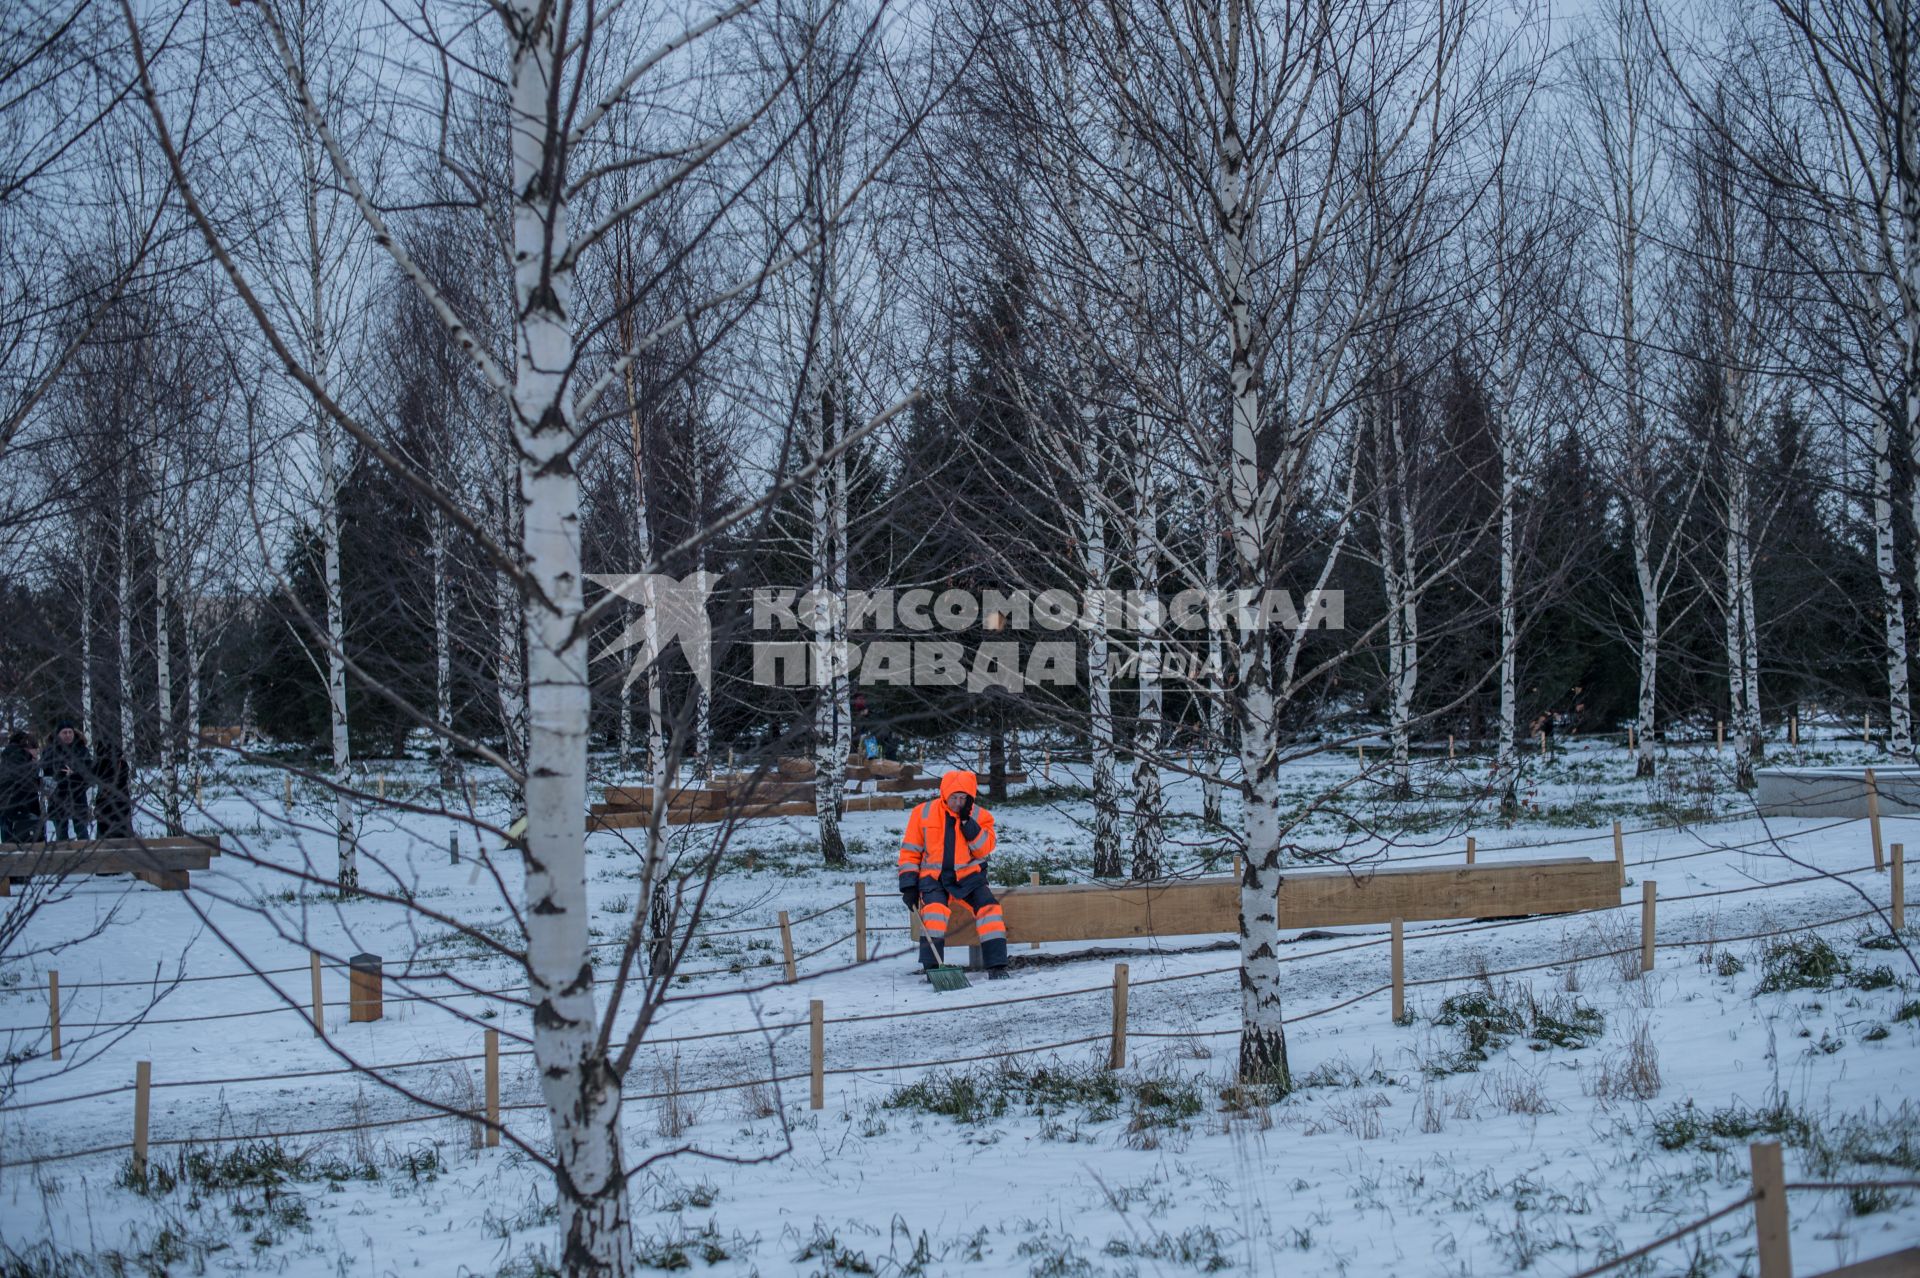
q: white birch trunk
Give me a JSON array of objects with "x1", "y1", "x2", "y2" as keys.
[
  {"x1": 80, "y1": 544, "x2": 94, "y2": 739},
  {"x1": 1631, "y1": 501, "x2": 1660, "y2": 780},
  {"x1": 807, "y1": 295, "x2": 850, "y2": 867},
  {"x1": 432, "y1": 513, "x2": 455, "y2": 787},
  {"x1": 183, "y1": 592, "x2": 201, "y2": 793},
  {"x1": 1892, "y1": 0, "x2": 1920, "y2": 756},
  {"x1": 1202, "y1": 508, "x2": 1224, "y2": 827},
  {"x1": 507, "y1": 4, "x2": 631, "y2": 1266},
  {"x1": 153, "y1": 527, "x2": 180, "y2": 835},
  {"x1": 1125, "y1": 134, "x2": 1163, "y2": 880},
  {"x1": 1496, "y1": 407, "x2": 1518, "y2": 795},
  {"x1": 116, "y1": 486, "x2": 134, "y2": 764},
  {"x1": 1081, "y1": 391, "x2": 1120, "y2": 878},
  {"x1": 1217, "y1": 111, "x2": 1289, "y2": 1088},
  {"x1": 692, "y1": 440, "x2": 712, "y2": 781},
  {"x1": 1872, "y1": 408, "x2": 1913, "y2": 753}
]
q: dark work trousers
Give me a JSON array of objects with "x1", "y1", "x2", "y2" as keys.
[{"x1": 916, "y1": 874, "x2": 1009, "y2": 970}]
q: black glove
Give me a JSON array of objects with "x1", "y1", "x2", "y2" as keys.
[
  {"x1": 901, "y1": 886, "x2": 919, "y2": 910},
  {"x1": 960, "y1": 815, "x2": 982, "y2": 842}
]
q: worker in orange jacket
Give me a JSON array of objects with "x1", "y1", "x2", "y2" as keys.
[{"x1": 897, "y1": 769, "x2": 1009, "y2": 978}]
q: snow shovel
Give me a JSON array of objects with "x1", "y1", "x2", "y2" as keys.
[{"x1": 910, "y1": 902, "x2": 971, "y2": 991}]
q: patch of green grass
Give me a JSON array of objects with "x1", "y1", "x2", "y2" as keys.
[
  {"x1": 1652, "y1": 1099, "x2": 1815, "y2": 1152},
  {"x1": 992, "y1": 784, "x2": 1092, "y2": 809},
  {"x1": 1755, "y1": 936, "x2": 1851, "y2": 993},
  {"x1": 884, "y1": 1062, "x2": 1203, "y2": 1136},
  {"x1": 1427, "y1": 984, "x2": 1604, "y2": 1073},
  {"x1": 987, "y1": 853, "x2": 1072, "y2": 887}
]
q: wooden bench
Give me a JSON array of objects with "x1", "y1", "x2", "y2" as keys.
[
  {"x1": 937, "y1": 856, "x2": 1619, "y2": 946},
  {"x1": 0, "y1": 834, "x2": 223, "y2": 894}
]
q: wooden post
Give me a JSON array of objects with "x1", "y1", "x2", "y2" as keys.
[
  {"x1": 809, "y1": 999, "x2": 824, "y2": 1110},
  {"x1": 283, "y1": 773, "x2": 294, "y2": 806},
  {"x1": 132, "y1": 1060, "x2": 151, "y2": 1183},
  {"x1": 1716, "y1": 720, "x2": 1724, "y2": 749},
  {"x1": 1357, "y1": 742, "x2": 1365, "y2": 765},
  {"x1": 348, "y1": 952, "x2": 383, "y2": 1022},
  {"x1": 310, "y1": 953, "x2": 324, "y2": 1036},
  {"x1": 377, "y1": 775, "x2": 386, "y2": 800},
  {"x1": 1750, "y1": 1141, "x2": 1791, "y2": 1278},
  {"x1": 1628, "y1": 722, "x2": 1636, "y2": 753},
  {"x1": 484, "y1": 1028, "x2": 500, "y2": 1148},
  {"x1": 1539, "y1": 729, "x2": 1547, "y2": 753},
  {"x1": 449, "y1": 829, "x2": 459, "y2": 864},
  {"x1": 1028, "y1": 871, "x2": 1043, "y2": 949},
  {"x1": 779, "y1": 911, "x2": 796, "y2": 983},
  {"x1": 1640, "y1": 881, "x2": 1657, "y2": 974},
  {"x1": 1790, "y1": 712, "x2": 1799, "y2": 746},
  {"x1": 48, "y1": 970, "x2": 60, "y2": 1061},
  {"x1": 1889, "y1": 840, "x2": 1904, "y2": 932},
  {"x1": 1042, "y1": 749, "x2": 1051, "y2": 782},
  {"x1": 1390, "y1": 919, "x2": 1405, "y2": 1022},
  {"x1": 1108, "y1": 962, "x2": 1129, "y2": 1069},
  {"x1": 194, "y1": 776, "x2": 202, "y2": 806},
  {"x1": 854, "y1": 883, "x2": 868, "y2": 963},
  {"x1": 1448, "y1": 734, "x2": 1455, "y2": 759},
  {"x1": 1465, "y1": 836, "x2": 1476, "y2": 866},
  {"x1": 1231, "y1": 853, "x2": 1241, "y2": 880},
  {"x1": 1612, "y1": 820, "x2": 1626, "y2": 888},
  {"x1": 1867, "y1": 768, "x2": 1885, "y2": 871},
  {"x1": 1865, "y1": 710, "x2": 1872, "y2": 745}
]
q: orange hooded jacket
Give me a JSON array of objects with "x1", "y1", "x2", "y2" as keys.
[{"x1": 896, "y1": 769, "x2": 997, "y2": 889}]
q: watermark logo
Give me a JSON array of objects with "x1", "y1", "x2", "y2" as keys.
[
  {"x1": 593, "y1": 580, "x2": 1341, "y2": 693},
  {"x1": 588, "y1": 572, "x2": 721, "y2": 692}
]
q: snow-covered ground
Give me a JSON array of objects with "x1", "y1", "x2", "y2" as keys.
[{"x1": 2, "y1": 736, "x2": 1916, "y2": 1275}]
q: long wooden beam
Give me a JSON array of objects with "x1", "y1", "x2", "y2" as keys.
[{"x1": 935, "y1": 857, "x2": 1617, "y2": 946}]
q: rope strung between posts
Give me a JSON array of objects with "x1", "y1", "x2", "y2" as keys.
[{"x1": 1559, "y1": 1193, "x2": 1757, "y2": 1278}]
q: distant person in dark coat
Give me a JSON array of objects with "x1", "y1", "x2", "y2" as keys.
[
  {"x1": 40, "y1": 721, "x2": 92, "y2": 841},
  {"x1": 92, "y1": 740, "x2": 134, "y2": 839},
  {"x1": 1, "y1": 731, "x2": 41, "y2": 844}
]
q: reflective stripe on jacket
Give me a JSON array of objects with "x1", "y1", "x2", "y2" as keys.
[{"x1": 896, "y1": 769, "x2": 996, "y2": 888}]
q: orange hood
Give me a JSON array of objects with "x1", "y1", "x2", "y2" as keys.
[{"x1": 939, "y1": 769, "x2": 978, "y2": 803}]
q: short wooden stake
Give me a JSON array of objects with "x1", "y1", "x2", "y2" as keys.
[
  {"x1": 310, "y1": 953, "x2": 324, "y2": 1036},
  {"x1": 348, "y1": 952, "x2": 383, "y2": 1022},
  {"x1": 1448, "y1": 734, "x2": 1455, "y2": 759},
  {"x1": 194, "y1": 776, "x2": 202, "y2": 806},
  {"x1": 1865, "y1": 710, "x2": 1872, "y2": 745},
  {"x1": 1749, "y1": 1141, "x2": 1791, "y2": 1278},
  {"x1": 854, "y1": 882, "x2": 868, "y2": 963},
  {"x1": 1889, "y1": 840, "x2": 1904, "y2": 932},
  {"x1": 1539, "y1": 729, "x2": 1547, "y2": 753},
  {"x1": 1640, "y1": 881, "x2": 1657, "y2": 973},
  {"x1": 1612, "y1": 820, "x2": 1626, "y2": 888},
  {"x1": 1108, "y1": 962, "x2": 1129, "y2": 1070},
  {"x1": 809, "y1": 999, "x2": 824, "y2": 1110},
  {"x1": 449, "y1": 829, "x2": 459, "y2": 864},
  {"x1": 1867, "y1": 768, "x2": 1885, "y2": 871},
  {"x1": 1465, "y1": 836, "x2": 1476, "y2": 866},
  {"x1": 132, "y1": 1060, "x2": 151, "y2": 1182},
  {"x1": 1716, "y1": 720, "x2": 1724, "y2": 749},
  {"x1": 1628, "y1": 722, "x2": 1637, "y2": 753},
  {"x1": 377, "y1": 775, "x2": 387, "y2": 800},
  {"x1": 48, "y1": 970, "x2": 61, "y2": 1061},
  {"x1": 1357, "y1": 742, "x2": 1365, "y2": 765},
  {"x1": 484, "y1": 1028, "x2": 500, "y2": 1147},
  {"x1": 779, "y1": 911, "x2": 796, "y2": 983},
  {"x1": 283, "y1": 773, "x2": 294, "y2": 806},
  {"x1": 1231, "y1": 853, "x2": 1241, "y2": 880},
  {"x1": 1789, "y1": 712, "x2": 1798, "y2": 745},
  {"x1": 1028, "y1": 871, "x2": 1042, "y2": 949},
  {"x1": 1042, "y1": 749, "x2": 1051, "y2": 782},
  {"x1": 1390, "y1": 919, "x2": 1405, "y2": 1022}
]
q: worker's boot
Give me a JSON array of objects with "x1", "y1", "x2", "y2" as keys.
[{"x1": 987, "y1": 967, "x2": 1010, "y2": 980}]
